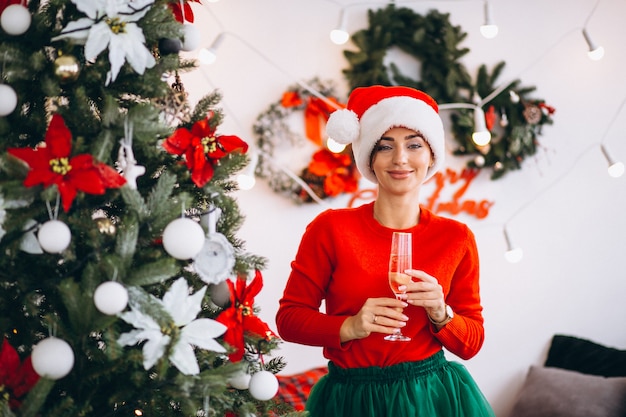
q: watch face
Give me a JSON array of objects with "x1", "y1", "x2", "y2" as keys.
[{"x1": 446, "y1": 305, "x2": 454, "y2": 319}]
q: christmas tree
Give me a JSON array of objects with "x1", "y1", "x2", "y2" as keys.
[{"x1": 0, "y1": 1, "x2": 294, "y2": 416}]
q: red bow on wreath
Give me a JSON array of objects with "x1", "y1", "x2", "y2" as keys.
[
  {"x1": 216, "y1": 271, "x2": 277, "y2": 362},
  {"x1": 306, "y1": 149, "x2": 360, "y2": 197},
  {"x1": 0, "y1": 338, "x2": 40, "y2": 410},
  {"x1": 168, "y1": 0, "x2": 201, "y2": 23},
  {"x1": 7, "y1": 114, "x2": 127, "y2": 212},
  {"x1": 162, "y1": 113, "x2": 248, "y2": 187},
  {"x1": 281, "y1": 91, "x2": 344, "y2": 146}
]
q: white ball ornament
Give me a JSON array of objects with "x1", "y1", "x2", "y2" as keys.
[
  {"x1": 248, "y1": 370, "x2": 279, "y2": 401},
  {"x1": 31, "y1": 337, "x2": 75, "y2": 380},
  {"x1": 1, "y1": 4, "x2": 31, "y2": 36},
  {"x1": 94, "y1": 281, "x2": 129, "y2": 315},
  {"x1": 181, "y1": 23, "x2": 201, "y2": 51},
  {"x1": 0, "y1": 84, "x2": 18, "y2": 116},
  {"x1": 162, "y1": 217, "x2": 205, "y2": 260},
  {"x1": 38, "y1": 220, "x2": 71, "y2": 253},
  {"x1": 228, "y1": 370, "x2": 251, "y2": 390}
]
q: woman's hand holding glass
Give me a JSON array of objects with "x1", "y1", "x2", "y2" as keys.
[{"x1": 397, "y1": 269, "x2": 447, "y2": 324}]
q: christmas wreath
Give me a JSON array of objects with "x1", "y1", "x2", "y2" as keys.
[
  {"x1": 253, "y1": 78, "x2": 360, "y2": 203},
  {"x1": 341, "y1": 4, "x2": 555, "y2": 179}
]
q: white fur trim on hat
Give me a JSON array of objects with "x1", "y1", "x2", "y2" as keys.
[
  {"x1": 326, "y1": 108, "x2": 360, "y2": 145},
  {"x1": 354, "y1": 96, "x2": 445, "y2": 184}
]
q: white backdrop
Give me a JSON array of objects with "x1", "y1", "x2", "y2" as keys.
[{"x1": 180, "y1": 1, "x2": 626, "y2": 416}]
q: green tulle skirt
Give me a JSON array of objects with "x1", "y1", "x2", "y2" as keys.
[{"x1": 306, "y1": 351, "x2": 495, "y2": 417}]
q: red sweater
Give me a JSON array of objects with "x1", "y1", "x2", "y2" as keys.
[{"x1": 276, "y1": 202, "x2": 485, "y2": 369}]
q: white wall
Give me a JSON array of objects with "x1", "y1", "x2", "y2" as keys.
[{"x1": 181, "y1": 1, "x2": 626, "y2": 416}]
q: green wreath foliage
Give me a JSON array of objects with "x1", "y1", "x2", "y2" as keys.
[{"x1": 341, "y1": 4, "x2": 555, "y2": 179}]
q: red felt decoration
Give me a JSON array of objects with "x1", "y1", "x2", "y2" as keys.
[
  {"x1": 7, "y1": 114, "x2": 126, "y2": 212},
  {"x1": 216, "y1": 271, "x2": 277, "y2": 362},
  {"x1": 162, "y1": 114, "x2": 248, "y2": 188},
  {"x1": 0, "y1": 338, "x2": 40, "y2": 409}
]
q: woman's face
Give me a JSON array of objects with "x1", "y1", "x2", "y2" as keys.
[{"x1": 371, "y1": 126, "x2": 434, "y2": 195}]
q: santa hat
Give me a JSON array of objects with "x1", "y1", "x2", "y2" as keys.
[{"x1": 326, "y1": 85, "x2": 445, "y2": 184}]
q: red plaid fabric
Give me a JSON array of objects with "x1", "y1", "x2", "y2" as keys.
[{"x1": 276, "y1": 367, "x2": 328, "y2": 411}]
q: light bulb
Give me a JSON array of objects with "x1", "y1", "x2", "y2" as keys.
[
  {"x1": 330, "y1": 29, "x2": 349, "y2": 45},
  {"x1": 505, "y1": 247, "x2": 523, "y2": 263},
  {"x1": 503, "y1": 228, "x2": 523, "y2": 263},
  {"x1": 480, "y1": 1, "x2": 498, "y2": 39},
  {"x1": 198, "y1": 48, "x2": 217, "y2": 65},
  {"x1": 237, "y1": 172, "x2": 256, "y2": 190},
  {"x1": 587, "y1": 46, "x2": 605, "y2": 61},
  {"x1": 582, "y1": 29, "x2": 604, "y2": 61},
  {"x1": 472, "y1": 107, "x2": 491, "y2": 146},
  {"x1": 327, "y1": 137, "x2": 346, "y2": 153},
  {"x1": 608, "y1": 161, "x2": 625, "y2": 178}
]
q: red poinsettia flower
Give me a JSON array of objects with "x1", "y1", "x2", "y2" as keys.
[
  {"x1": 216, "y1": 271, "x2": 277, "y2": 362},
  {"x1": 168, "y1": 0, "x2": 201, "y2": 23},
  {"x1": 0, "y1": 338, "x2": 40, "y2": 410},
  {"x1": 162, "y1": 115, "x2": 248, "y2": 188},
  {"x1": 308, "y1": 149, "x2": 359, "y2": 197},
  {"x1": 7, "y1": 114, "x2": 126, "y2": 212}
]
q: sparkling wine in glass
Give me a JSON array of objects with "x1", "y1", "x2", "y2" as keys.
[{"x1": 385, "y1": 232, "x2": 412, "y2": 341}]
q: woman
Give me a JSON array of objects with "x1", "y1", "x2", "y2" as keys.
[{"x1": 275, "y1": 85, "x2": 494, "y2": 416}]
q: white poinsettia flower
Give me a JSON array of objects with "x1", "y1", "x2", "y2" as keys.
[
  {"x1": 52, "y1": 0, "x2": 157, "y2": 85},
  {"x1": 118, "y1": 278, "x2": 227, "y2": 375}
]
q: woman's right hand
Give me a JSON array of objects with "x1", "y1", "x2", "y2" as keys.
[{"x1": 339, "y1": 297, "x2": 409, "y2": 342}]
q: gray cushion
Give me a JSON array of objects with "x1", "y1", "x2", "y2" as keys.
[{"x1": 509, "y1": 366, "x2": 626, "y2": 417}]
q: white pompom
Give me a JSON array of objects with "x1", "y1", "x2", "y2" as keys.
[
  {"x1": 325, "y1": 108, "x2": 360, "y2": 145},
  {"x1": 38, "y1": 220, "x2": 71, "y2": 253},
  {"x1": 248, "y1": 370, "x2": 279, "y2": 401},
  {"x1": 0, "y1": 4, "x2": 31, "y2": 36},
  {"x1": 228, "y1": 370, "x2": 251, "y2": 390},
  {"x1": 0, "y1": 84, "x2": 18, "y2": 116},
  {"x1": 181, "y1": 24, "x2": 201, "y2": 51},
  {"x1": 162, "y1": 217, "x2": 205, "y2": 260},
  {"x1": 94, "y1": 281, "x2": 129, "y2": 315},
  {"x1": 31, "y1": 337, "x2": 75, "y2": 380}
]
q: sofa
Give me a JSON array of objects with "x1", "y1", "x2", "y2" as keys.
[
  {"x1": 508, "y1": 334, "x2": 626, "y2": 417},
  {"x1": 276, "y1": 334, "x2": 626, "y2": 416}
]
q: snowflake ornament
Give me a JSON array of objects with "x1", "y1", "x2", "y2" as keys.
[
  {"x1": 118, "y1": 277, "x2": 227, "y2": 375},
  {"x1": 52, "y1": 0, "x2": 156, "y2": 85}
]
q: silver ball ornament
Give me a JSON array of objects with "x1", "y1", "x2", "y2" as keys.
[
  {"x1": 0, "y1": 84, "x2": 18, "y2": 116},
  {"x1": 0, "y1": 4, "x2": 31, "y2": 36},
  {"x1": 228, "y1": 370, "x2": 252, "y2": 390},
  {"x1": 248, "y1": 370, "x2": 279, "y2": 401},
  {"x1": 181, "y1": 24, "x2": 201, "y2": 51},
  {"x1": 94, "y1": 281, "x2": 129, "y2": 315},
  {"x1": 162, "y1": 217, "x2": 205, "y2": 259},
  {"x1": 31, "y1": 337, "x2": 75, "y2": 380},
  {"x1": 38, "y1": 220, "x2": 71, "y2": 253}
]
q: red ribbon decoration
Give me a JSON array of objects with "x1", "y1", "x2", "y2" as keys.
[{"x1": 281, "y1": 92, "x2": 344, "y2": 146}]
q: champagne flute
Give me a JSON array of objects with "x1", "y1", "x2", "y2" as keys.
[{"x1": 384, "y1": 232, "x2": 412, "y2": 341}]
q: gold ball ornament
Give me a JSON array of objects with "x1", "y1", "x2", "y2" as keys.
[
  {"x1": 95, "y1": 217, "x2": 116, "y2": 235},
  {"x1": 54, "y1": 55, "x2": 81, "y2": 82}
]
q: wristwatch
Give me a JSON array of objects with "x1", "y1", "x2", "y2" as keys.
[{"x1": 429, "y1": 305, "x2": 454, "y2": 326}]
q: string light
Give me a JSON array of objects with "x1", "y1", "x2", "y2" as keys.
[
  {"x1": 479, "y1": 0, "x2": 498, "y2": 39},
  {"x1": 582, "y1": 28, "x2": 604, "y2": 61},
  {"x1": 503, "y1": 227, "x2": 523, "y2": 263},
  {"x1": 236, "y1": 150, "x2": 258, "y2": 190},
  {"x1": 582, "y1": 0, "x2": 604, "y2": 61},
  {"x1": 330, "y1": 8, "x2": 350, "y2": 45},
  {"x1": 471, "y1": 106, "x2": 491, "y2": 146}
]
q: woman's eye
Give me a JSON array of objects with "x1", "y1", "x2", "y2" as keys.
[{"x1": 408, "y1": 142, "x2": 423, "y2": 149}]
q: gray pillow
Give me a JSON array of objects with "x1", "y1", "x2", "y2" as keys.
[{"x1": 509, "y1": 366, "x2": 626, "y2": 417}]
